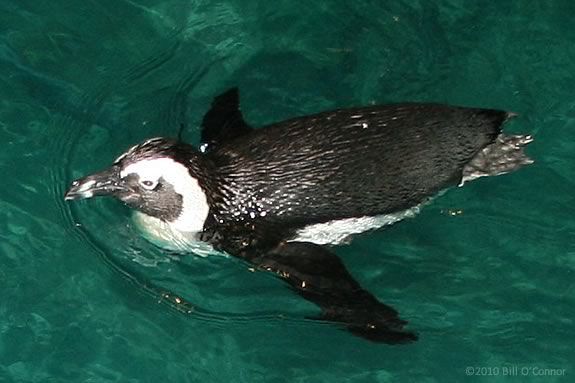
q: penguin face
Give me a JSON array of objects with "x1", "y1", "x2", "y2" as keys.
[{"x1": 65, "y1": 138, "x2": 210, "y2": 232}]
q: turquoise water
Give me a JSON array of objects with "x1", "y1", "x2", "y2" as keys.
[{"x1": 0, "y1": 0, "x2": 573, "y2": 381}]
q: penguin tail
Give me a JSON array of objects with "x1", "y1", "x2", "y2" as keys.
[{"x1": 460, "y1": 133, "x2": 534, "y2": 185}]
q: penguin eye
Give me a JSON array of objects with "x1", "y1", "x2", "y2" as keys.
[{"x1": 140, "y1": 179, "x2": 158, "y2": 190}]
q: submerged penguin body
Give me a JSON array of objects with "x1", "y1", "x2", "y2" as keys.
[{"x1": 65, "y1": 88, "x2": 533, "y2": 344}]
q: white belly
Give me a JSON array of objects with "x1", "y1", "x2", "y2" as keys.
[
  {"x1": 133, "y1": 204, "x2": 422, "y2": 253},
  {"x1": 291, "y1": 205, "x2": 422, "y2": 245}
]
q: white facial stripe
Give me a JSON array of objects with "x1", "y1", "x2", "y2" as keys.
[{"x1": 121, "y1": 158, "x2": 209, "y2": 232}]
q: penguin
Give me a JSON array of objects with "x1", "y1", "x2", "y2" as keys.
[{"x1": 65, "y1": 88, "x2": 533, "y2": 344}]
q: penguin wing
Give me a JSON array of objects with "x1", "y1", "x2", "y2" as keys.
[
  {"x1": 252, "y1": 241, "x2": 418, "y2": 343},
  {"x1": 199, "y1": 88, "x2": 253, "y2": 152},
  {"x1": 208, "y1": 226, "x2": 417, "y2": 344}
]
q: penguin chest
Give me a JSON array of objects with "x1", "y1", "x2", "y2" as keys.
[{"x1": 132, "y1": 211, "x2": 219, "y2": 256}]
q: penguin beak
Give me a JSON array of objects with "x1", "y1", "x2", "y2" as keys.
[{"x1": 65, "y1": 166, "x2": 127, "y2": 201}]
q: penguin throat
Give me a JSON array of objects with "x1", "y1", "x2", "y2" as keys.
[{"x1": 132, "y1": 211, "x2": 219, "y2": 256}]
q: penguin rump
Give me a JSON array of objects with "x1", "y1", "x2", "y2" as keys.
[{"x1": 65, "y1": 88, "x2": 533, "y2": 344}]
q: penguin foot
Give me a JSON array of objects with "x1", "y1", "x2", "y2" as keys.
[{"x1": 461, "y1": 134, "x2": 534, "y2": 185}]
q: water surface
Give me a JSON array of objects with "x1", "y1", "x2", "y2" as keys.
[{"x1": 0, "y1": 1, "x2": 573, "y2": 382}]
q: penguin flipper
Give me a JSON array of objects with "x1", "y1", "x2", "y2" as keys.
[
  {"x1": 242, "y1": 241, "x2": 417, "y2": 344},
  {"x1": 199, "y1": 87, "x2": 252, "y2": 152}
]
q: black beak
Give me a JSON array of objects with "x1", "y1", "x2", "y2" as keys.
[{"x1": 64, "y1": 166, "x2": 127, "y2": 201}]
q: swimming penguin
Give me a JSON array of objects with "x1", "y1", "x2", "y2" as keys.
[{"x1": 65, "y1": 88, "x2": 533, "y2": 343}]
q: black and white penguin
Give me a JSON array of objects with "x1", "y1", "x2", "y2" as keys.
[{"x1": 65, "y1": 88, "x2": 533, "y2": 344}]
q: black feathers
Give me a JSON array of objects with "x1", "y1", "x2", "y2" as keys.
[
  {"x1": 205, "y1": 102, "x2": 508, "y2": 227},
  {"x1": 191, "y1": 91, "x2": 516, "y2": 344},
  {"x1": 103, "y1": 89, "x2": 521, "y2": 344}
]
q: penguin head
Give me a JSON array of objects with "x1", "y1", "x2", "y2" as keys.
[{"x1": 65, "y1": 138, "x2": 210, "y2": 232}]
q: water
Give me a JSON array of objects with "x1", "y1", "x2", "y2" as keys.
[{"x1": 0, "y1": 1, "x2": 573, "y2": 382}]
